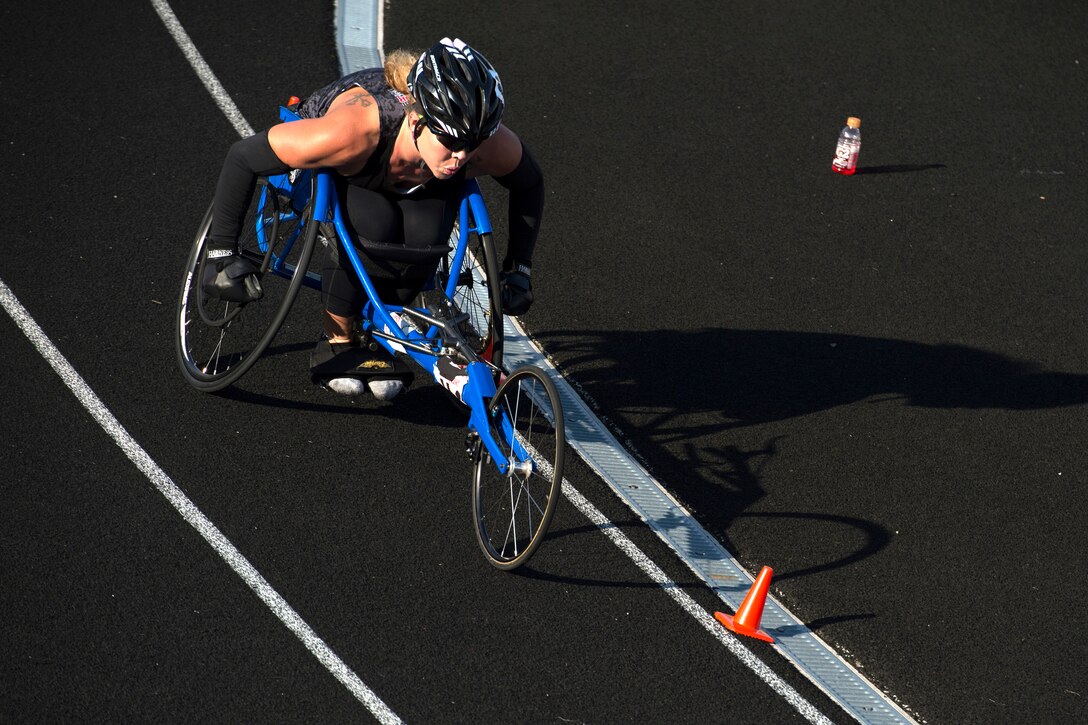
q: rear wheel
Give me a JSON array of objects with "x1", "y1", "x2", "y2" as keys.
[
  {"x1": 175, "y1": 174, "x2": 319, "y2": 392},
  {"x1": 418, "y1": 223, "x2": 504, "y2": 370},
  {"x1": 472, "y1": 366, "x2": 565, "y2": 570}
]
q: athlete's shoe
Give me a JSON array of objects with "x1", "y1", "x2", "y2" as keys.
[
  {"x1": 309, "y1": 337, "x2": 413, "y2": 399},
  {"x1": 202, "y1": 252, "x2": 263, "y2": 303},
  {"x1": 365, "y1": 379, "x2": 405, "y2": 400},
  {"x1": 326, "y1": 376, "x2": 368, "y2": 397}
]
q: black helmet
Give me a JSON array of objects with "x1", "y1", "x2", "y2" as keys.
[{"x1": 407, "y1": 38, "x2": 505, "y2": 150}]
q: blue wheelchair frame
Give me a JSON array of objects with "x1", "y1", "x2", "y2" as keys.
[{"x1": 257, "y1": 106, "x2": 525, "y2": 474}]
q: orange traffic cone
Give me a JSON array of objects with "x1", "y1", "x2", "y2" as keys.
[{"x1": 714, "y1": 566, "x2": 775, "y2": 643}]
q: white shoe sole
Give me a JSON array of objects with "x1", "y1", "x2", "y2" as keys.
[
  {"x1": 326, "y1": 377, "x2": 368, "y2": 397},
  {"x1": 366, "y1": 379, "x2": 405, "y2": 400}
]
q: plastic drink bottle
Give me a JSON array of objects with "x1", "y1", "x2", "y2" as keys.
[{"x1": 832, "y1": 117, "x2": 862, "y2": 175}]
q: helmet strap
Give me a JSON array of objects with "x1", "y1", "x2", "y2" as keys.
[
  {"x1": 411, "y1": 114, "x2": 427, "y2": 141},
  {"x1": 409, "y1": 115, "x2": 428, "y2": 169}
]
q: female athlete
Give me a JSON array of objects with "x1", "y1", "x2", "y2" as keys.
[{"x1": 200, "y1": 38, "x2": 543, "y2": 398}]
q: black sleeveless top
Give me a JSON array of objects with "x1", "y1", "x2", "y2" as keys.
[{"x1": 297, "y1": 68, "x2": 415, "y2": 192}]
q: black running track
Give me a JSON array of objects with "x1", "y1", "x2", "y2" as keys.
[{"x1": 3, "y1": 1, "x2": 1086, "y2": 722}]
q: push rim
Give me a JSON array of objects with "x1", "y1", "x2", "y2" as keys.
[{"x1": 175, "y1": 176, "x2": 318, "y2": 391}]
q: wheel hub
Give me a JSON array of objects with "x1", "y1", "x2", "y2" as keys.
[{"x1": 508, "y1": 457, "x2": 533, "y2": 478}]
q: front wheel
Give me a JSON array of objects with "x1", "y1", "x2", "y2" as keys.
[{"x1": 472, "y1": 365, "x2": 565, "y2": 570}]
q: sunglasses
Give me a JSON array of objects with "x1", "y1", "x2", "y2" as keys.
[{"x1": 416, "y1": 119, "x2": 479, "y2": 154}]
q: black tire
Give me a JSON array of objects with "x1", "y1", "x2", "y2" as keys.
[
  {"x1": 175, "y1": 174, "x2": 319, "y2": 392},
  {"x1": 472, "y1": 365, "x2": 565, "y2": 570}
]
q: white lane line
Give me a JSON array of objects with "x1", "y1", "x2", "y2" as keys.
[
  {"x1": 524, "y1": 380, "x2": 831, "y2": 720},
  {"x1": 149, "y1": 0, "x2": 254, "y2": 138},
  {"x1": 2, "y1": 283, "x2": 402, "y2": 725},
  {"x1": 145, "y1": 2, "x2": 403, "y2": 719},
  {"x1": 561, "y1": 482, "x2": 835, "y2": 724},
  {"x1": 505, "y1": 311, "x2": 913, "y2": 723}
]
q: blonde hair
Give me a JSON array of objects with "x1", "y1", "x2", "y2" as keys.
[{"x1": 384, "y1": 48, "x2": 421, "y2": 95}]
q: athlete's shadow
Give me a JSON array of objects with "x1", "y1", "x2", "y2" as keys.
[
  {"x1": 538, "y1": 326, "x2": 1088, "y2": 431},
  {"x1": 533, "y1": 327, "x2": 1088, "y2": 576}
]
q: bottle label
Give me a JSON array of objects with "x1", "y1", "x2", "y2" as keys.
[{"x1": 832, "y1": 139, "x2": 859, "y2": 171}]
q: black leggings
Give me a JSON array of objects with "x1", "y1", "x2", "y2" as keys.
[{"x1": 322, "y1": 179, "x2": 462, "y2": 315}]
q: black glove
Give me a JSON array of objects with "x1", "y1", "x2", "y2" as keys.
[
  {"x1": 500, "y1": 265, "x2": 534, "y2": 316},
  {"x1": 201, "y1": 252, "x2": 263, "y2": 303}
]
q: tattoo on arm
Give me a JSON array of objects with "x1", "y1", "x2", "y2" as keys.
[{"x1": 345, "y1": 92, "x2": 373, "y2": 108}]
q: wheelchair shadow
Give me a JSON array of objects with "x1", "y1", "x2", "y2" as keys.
[
  {"x1": 537, "y1": 326, "x2": 1088, "y2": 432},
  {"x1": 531, "y1": 326, "x2": 1088, "y2": 579},
  {"x1": 216, "y1": 385, "x2": 464, "y2": 427},
  {"x1": 525, "y1": 504, "x2": 891, "y2": 585}
]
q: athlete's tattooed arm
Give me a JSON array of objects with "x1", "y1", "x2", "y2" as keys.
[{"x1": 345, "y1": 92, "x2": 373, "y2": 108}]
